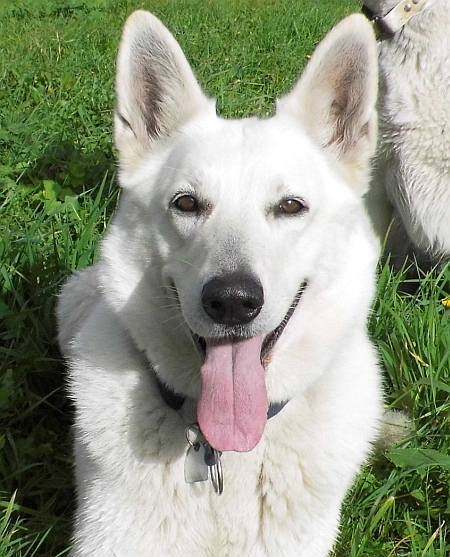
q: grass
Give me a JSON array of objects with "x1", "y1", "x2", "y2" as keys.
[{"x1": 0, "y1": 0, "x2": 449, "y2": 555}]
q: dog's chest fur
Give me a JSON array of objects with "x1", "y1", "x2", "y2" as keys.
[
  {"x1": 75, "y1": 382, "x2": 371, "y2": 557},
  {"x1": 378, "y1": 1, "x2": 450, "y2": 253},
  {"x1": 68, "y1": 291, "x2": 379, "y2": 557}
]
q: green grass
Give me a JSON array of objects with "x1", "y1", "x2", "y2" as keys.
[{"x1": 0, "y1": 0, "x2": 449, "y2": 555}]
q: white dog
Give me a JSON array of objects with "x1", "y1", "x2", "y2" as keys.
[
  {"x1": 364, "y1": 0, "x2": 450, "y2": 265},
  {"x1": 57, "y1": 11, "x2": 383, "y2": 556}
]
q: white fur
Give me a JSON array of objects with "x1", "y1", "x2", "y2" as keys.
[
  {"x1": 365, "y1": 0, "x2": 450, "y2": 261},
  {"x1": 57, "y1": 11, "x2": 383, "y2": 556}
]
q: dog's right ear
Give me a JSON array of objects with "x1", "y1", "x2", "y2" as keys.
[
  {"x1": 277, "y1": 14, "x2": 378, "y2": 194},
  {"x1": 115, "y1": 11, "x2": 212, "y2": 170}
]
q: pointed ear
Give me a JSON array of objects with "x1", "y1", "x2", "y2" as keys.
[
  {"x1": 115, "y1": 10, "x2": 212, "y2": 170},
  {"x1": 277, "y1": 14, "x2": 378, "y2": 194}
]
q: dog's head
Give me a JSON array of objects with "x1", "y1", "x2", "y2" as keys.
[{"x1": 100, "y1": 11, "x2": 379, "y2": 452}]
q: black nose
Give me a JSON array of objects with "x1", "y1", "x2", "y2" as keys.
[{"x1": 202, "y1": 273, "x2": 264, "y2": 326}]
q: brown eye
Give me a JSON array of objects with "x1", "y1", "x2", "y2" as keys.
[
  {"x1": 173, "y1": 194, "x2": 198, "y2": 213},
  {"x1": 278, "y1": 198, "x2": 307, "y2": 216}
]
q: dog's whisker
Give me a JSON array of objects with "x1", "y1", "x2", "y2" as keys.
[
  {"x1": 160, "y1": 314, "x2": 185, "y2": 326},
  {"x1": 172, "y1": 257, "x2": 196, "y2": 268},
  {"x1": 162, "y1": 285, "x2": 179, "y2": 293}
]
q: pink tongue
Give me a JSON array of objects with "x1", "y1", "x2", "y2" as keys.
[{"x1": 198, "y1": 336, "x2": 268, "y2": 452}]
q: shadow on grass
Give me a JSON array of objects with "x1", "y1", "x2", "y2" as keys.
[
  {"x1": 2, "y1": 265, "x2": 74, "y2": 555},
  {"x1": 1, "y1": 140, "x2": 118, "y2": 555},
  {"x1": 21, "y1": 139, "x2": 114, "y2": 193}
]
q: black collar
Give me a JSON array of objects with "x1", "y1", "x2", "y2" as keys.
[
  {"x1": 362, "y1": 4, "x2": 394, "y2": 39},
  {"x1": 361, "y1": 4, "x2": 377, "y2": 20},
  {"x1": 153, "y1": 368, "x2": 289, "y2": 420}
]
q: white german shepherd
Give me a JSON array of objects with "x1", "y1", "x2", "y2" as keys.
[
  {"x1": 364, "y1": 0, "x2": 450, "y2": 264},
  {"x1": 57, "y1": 11, "x2": 383, "y2": 556}
]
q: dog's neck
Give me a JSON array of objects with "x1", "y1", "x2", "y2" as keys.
[{"x1": 363, "y1": 0, "x2": 439, "y2": 39}]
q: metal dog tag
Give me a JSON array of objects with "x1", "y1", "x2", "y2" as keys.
[
  {"x1": 184, "y1": 424, "x2": 224, "y2": 494},
  {"x1": 185, "y1": 424, "x2": 209, "y2": 483},
  {"x1": 184, "y1": 443, "x2": 209, "y2": 483}
]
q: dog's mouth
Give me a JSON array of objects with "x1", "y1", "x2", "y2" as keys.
[
  {"x1": 191, "y1": 281, "x2": 307, "y2": 367},
  {"x1": 261, "y1": 281, "x2": 307, "y2": 364},
  {"x1": 166, "y1": 280, "x2": 307, "y2": 453},
  {"x1": 186, "y1": 281, "x2": 307, "y2": 454}
]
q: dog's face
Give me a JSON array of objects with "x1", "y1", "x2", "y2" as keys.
[
  {"x1": 100, "y1": 11, "x2": 378, "y2": 451},
  {"x1": 149, "y1": 117, "x2": 350, "y2": 341}
]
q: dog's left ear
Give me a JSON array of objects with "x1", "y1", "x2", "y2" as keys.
[
  {"x1": 277, "y1": 14, "x2": 378, "y2": 193},
  {"x1": 115, "y1": 10, "x2": 212, "y2": 172}
]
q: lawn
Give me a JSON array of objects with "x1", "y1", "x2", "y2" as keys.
[{"x1": 0, "y1": 0, "x2": 449, "y2": 555}]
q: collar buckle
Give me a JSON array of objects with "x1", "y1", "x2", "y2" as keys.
[{"x1": 363, "y1": 0, "x2": 432, "y2": 38}]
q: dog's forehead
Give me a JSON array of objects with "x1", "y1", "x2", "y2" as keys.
[
  {"x1": 175, "y1": 115, "x2": 325, "y2": 191},
  {"x1": 183, "y1": 116, "x2": 314, "y2": 161}
]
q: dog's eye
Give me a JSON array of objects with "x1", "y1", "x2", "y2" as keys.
[
  {"x1": 173, "y1": 194, "x2": 198, "y2": 213},
  {"x1": 277, "y1": 198, "x2": 308, "y2": 216}
]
